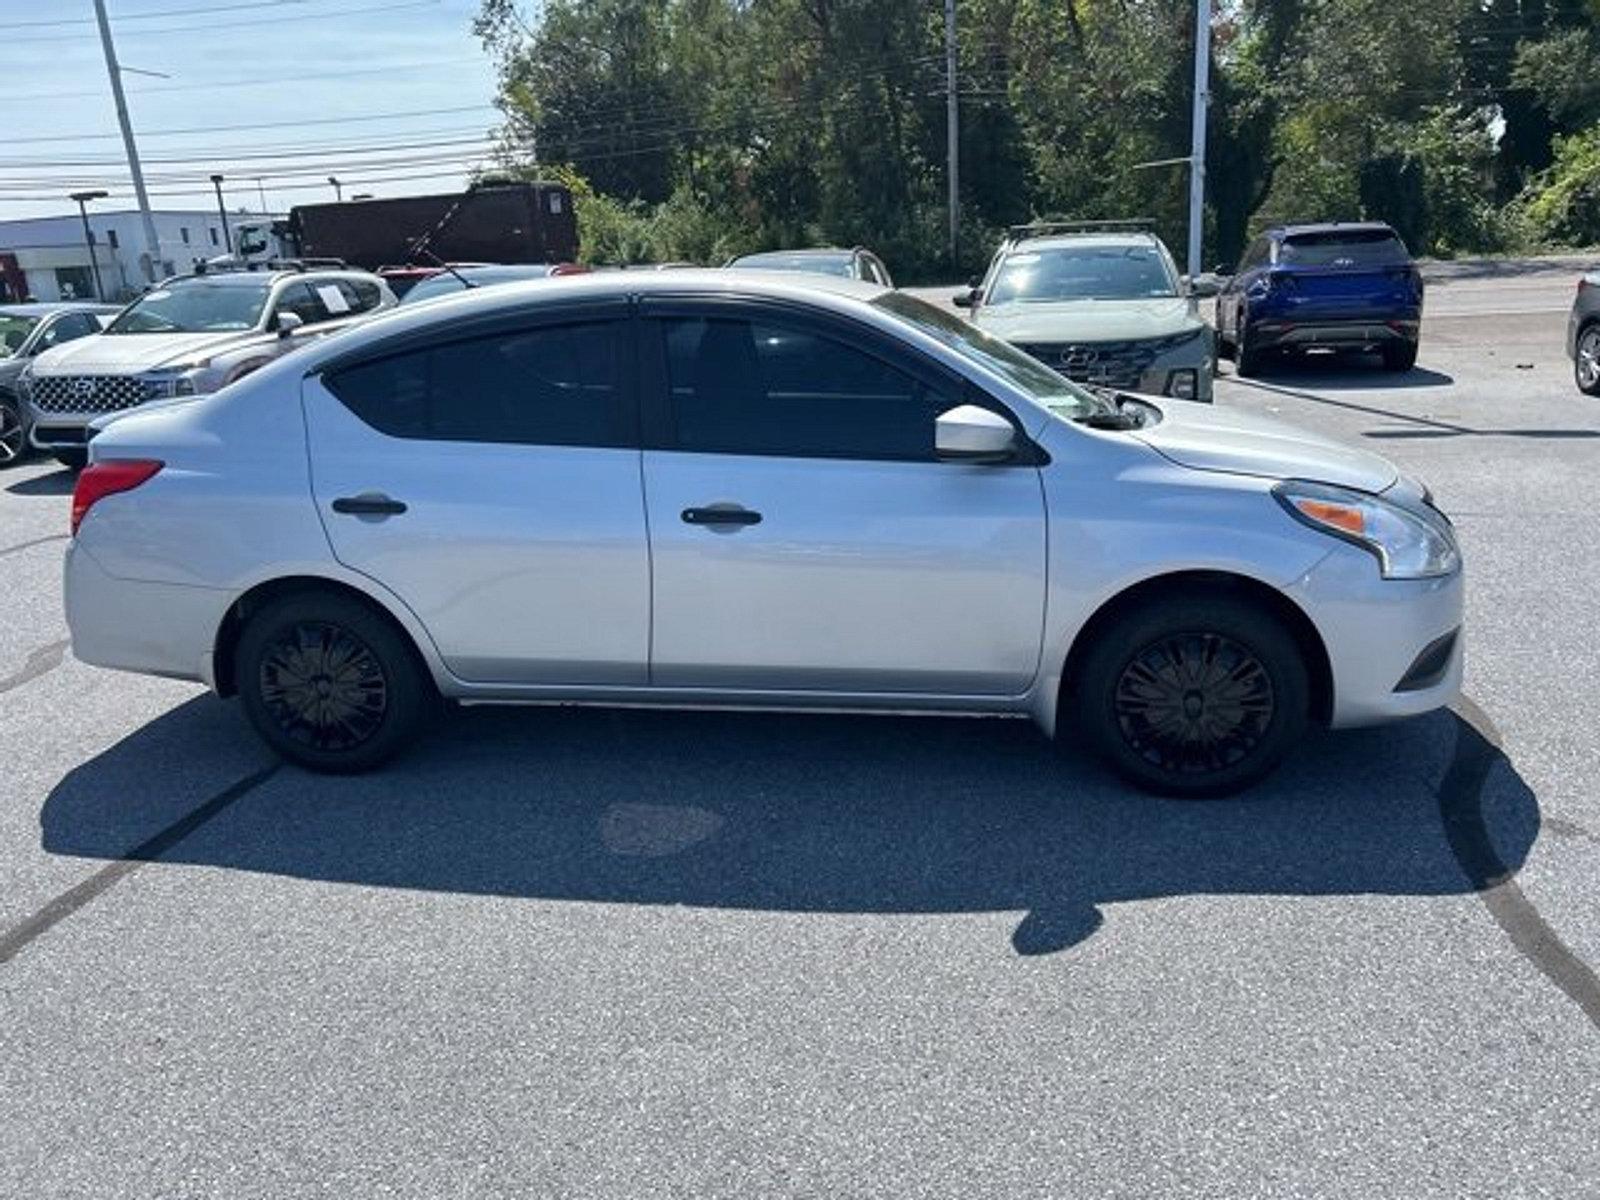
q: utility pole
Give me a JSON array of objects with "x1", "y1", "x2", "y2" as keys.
[
  {"x1": 209, "y1": 175, "x2": 232, "y2": 253},
  {"x1": 1186, "y1": 0, "x2": 1211, "y2": 278},
  {"x1": 92, "y1": 0, "x2": 160, "y2": 285},
  {"x1": 944, "y1": 0, "x2": 959, "y2": 266}
]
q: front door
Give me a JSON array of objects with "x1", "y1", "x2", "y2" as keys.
[
  {"x1": 639, "y1": 301, "x2": 1047, "y2": 696},
  {"x1": 303, "y1": 308, "x2": 650, "y2": 686}
]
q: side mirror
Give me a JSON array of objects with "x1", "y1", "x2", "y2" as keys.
[
  {"x1": 1185, "y1": 273, "x2": 1221, "y2": 298},
  {"x1": 935, "y1": 404, "x2": 1017, "y2": 463},
  {"x1": 273, "y1": 310, "x2": 305, "y2": 337},
  {"x1": 952, "y1": 289, "x2": 976, "y2": 309}
]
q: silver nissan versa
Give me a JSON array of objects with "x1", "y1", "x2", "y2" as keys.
[{"x1": 64, "y1": 271, "x2": 1461, "y2": 796}]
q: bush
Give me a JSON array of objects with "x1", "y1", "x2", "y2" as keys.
[{"x1": 1518, "y1": 125, "x2": 1600, "y2": 247}]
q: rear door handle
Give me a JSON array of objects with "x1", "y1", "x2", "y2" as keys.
[
  {"x1": 332, "y1": 493, "x2": 407, "y2": 516},
  {"x1": 682, "y1": 505, "x2": 761, "y2": 527}
]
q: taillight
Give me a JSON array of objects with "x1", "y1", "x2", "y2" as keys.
[{"x1": 71, "y1": 459, "x2": 163, "y2": 536}]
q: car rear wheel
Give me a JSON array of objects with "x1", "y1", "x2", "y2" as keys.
[
  {"x1": 1235, "y1": 322, "x2": 1265, "y2": 377},
  {"x1": 1070, "y1": 594, "x2": 1310, "y2": 798},
  {"x1": 1383, "y1": 340, "x2": 1419, "y2": 372},
  {"x1": 1577, "y1": 325, "x2": 1600, "y2": 396},
  {"x1": 237, "y1": 591, "x2": 431, "y2": 773},
  {"x1": 0, "y1": 397, "x2": 24, "y2": 467}
]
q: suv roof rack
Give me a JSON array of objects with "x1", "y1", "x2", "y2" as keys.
[
  {"x1": 192, "y1": 256, "x2": 347, "y2": 277},
  {"x1": 1007, "y1": 218, "x2": 1157, "y2": 240}
]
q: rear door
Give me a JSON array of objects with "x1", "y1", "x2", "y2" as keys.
[
  {"x1": 638, "y1": 298, "x2": 1047, "y2": 695},
  {"x1": 303, "y1": 304, "x2": 650, "y2": 685}
]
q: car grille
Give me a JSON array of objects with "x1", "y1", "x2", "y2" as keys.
[
  {"x1": 27, "y1": 374, "x2": 157, "y2": 415},
  {"x1": 1016, "y1": 333, "x2": 1196, "y2": 388}
]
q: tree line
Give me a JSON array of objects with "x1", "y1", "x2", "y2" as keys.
[{"x1": 476, "y1": 0, "x2": 1600, "y2": 277}]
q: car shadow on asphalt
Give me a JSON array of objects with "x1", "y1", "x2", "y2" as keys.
[
  {"x1": 1228, "y1": 357, "x2": 1455, "y2": 391},
  {"x1": 5, "y1": 469, "x2": 74, "y2": 496},
  {"x1": 39, "y1": 697, "x2": 1539, "y2": 956}
]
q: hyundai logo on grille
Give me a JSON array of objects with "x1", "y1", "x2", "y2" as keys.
[
  {"x1": 72, "y1": 377, "x2": 97, "y2": 402},
  {"x1": 1060, "y1": 348, "x2": 1099, "y2": 369}
]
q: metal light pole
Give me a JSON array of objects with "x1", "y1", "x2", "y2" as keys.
[
  {"x1": 1185, "y1": 0, "x2": 1212, "y2": 278},
  {"x1": 92, "y1": 0, "x2": 160, "y2": 284},
  {"x1": 328, "y1": 176, "x2": 343, "y2": 202},
  {"x1": 69, "y1": 190, "x2": 110, "y2": 301},
  {"x1": 209, "y1": 174, "x2": 232, "y2": 253},
  {"x1": 944, "y1": 0, "x2": 959, "y2": 266}
]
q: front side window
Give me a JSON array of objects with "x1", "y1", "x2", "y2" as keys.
[
  {"x1": 37, "y1": 313, "x2": 99, "y2": 349},
  {"x1": 106, "y1": 279, "x2": 271, "y2": 333},
  {"x1": 275, "y1": 282, "x2": 332, "y2": 326},
  {"x1": 987, "y1": 243, "x2": 1179, "y2": 304},
  {"x1": 661, "y1": 316, "x2": 956, "y2": 460},
  {"x1": 0, "y1": 314, "x2": 40, "y2": 357},
  {"x1": 325, "y1": 321, "x2": 629, "y2": 447}
]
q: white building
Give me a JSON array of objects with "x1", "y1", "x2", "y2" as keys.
[{"x1": 0, "y1": 207, "x2": 279, "y2": 304}]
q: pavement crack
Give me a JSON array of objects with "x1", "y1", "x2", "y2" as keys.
[
  {"x1": 0, "y1": 534, "x2": 67, "y2": 560},
  {"x1": 1441, "y1": 695, "x2": 1600, "y2": 1029},
  {"x1": 0, "y1": 638, "x2": 69, "y2": 695},
  {"x1": 0, "y1": 763, "x2": 281, "y2": 966}
]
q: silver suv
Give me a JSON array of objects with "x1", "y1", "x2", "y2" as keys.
[
  {"x1": 956, "y1": 222, "x2": 1218, "y2": 402},
  {"x1": 20, "y1": 262, "x2": 395, "y2": 466}
]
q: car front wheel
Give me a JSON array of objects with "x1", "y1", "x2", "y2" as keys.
[
  {"x1": 0, "y1": 396, "x2": 24, "y2": 467},
  {"x1": 1070, "y1": 594, "x2": 1311, "y2": 797},
  {"x1": 1383, "y1": 340, "x2": 1419, "y2": 372},
  {"x1": 1577, "y1": 325, "x2": 1600, "y2": 396},
  {"x1": 237, "y1": 591, "x2": 431, "y2": 773}
]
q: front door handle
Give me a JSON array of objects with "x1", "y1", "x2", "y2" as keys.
[
  {"x1": 332, "y1": 493, "x2": 407, "y2": 516},
  {"x1": 682, "y1": 505, "x2": 761, "y2": 527}
]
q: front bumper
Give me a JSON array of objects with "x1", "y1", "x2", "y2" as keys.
[
  {"x1": 1015, "y1": 333, "x2": 1216, "y2": 403},
  {"x1": 1286, "y1": 543, "x2": 1464, "y2": 728}
]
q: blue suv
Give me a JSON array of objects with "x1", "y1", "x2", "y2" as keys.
[{"x1": 1216, "y1": 222, "x2": 1423, "y2": 376}]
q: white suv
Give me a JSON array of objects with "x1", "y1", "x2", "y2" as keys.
[
  {"x1": 63, "y1": 273, "x2": 1463, "y2": 796},
  {"x1": 21, "y1": 263, "x2": 395, "y2": 467}
]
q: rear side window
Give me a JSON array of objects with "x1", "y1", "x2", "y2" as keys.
[
  {"x1": 660, "y1": 316, "x2": 954, "y2": 460},
  {"x1": 324, "y1": 321, "x2": 630, "y2": 447},
  {"x1": 339, "y1": 279, "x2": 383, "y2": 313},
  {"x1": 1279, "y1": 230, "x2": 1410, "y2": 266}
]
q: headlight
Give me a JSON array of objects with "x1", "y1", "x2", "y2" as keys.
[
  {"x1": 1273, "y1": 480, "x2": 1460, "y2": 579},
  {"x1": 1167, "y1": 369, "x2": 1198, "y2": 399},
  {"x1": 139, "y1": 365, "x2": 202, "y2": 398}
]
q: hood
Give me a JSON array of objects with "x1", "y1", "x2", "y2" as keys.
[
  {"x1": 973, "y1": 296, "x2": 1202, "y2": 343},
  {"x1": 1132, "y1": 399, "x2": 1399, "y2": 494},
  {"x1": 29, "y1": 329, "x2": 266, "y2": 374}
]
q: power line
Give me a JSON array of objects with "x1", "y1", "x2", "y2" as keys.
[
  {"x1": 3, "y1": 57, "x2": 487, "y2": 102},
  {"x1": 2, "y1": 105, "x2": 500, "y2": 147},
  {"x1": 7, "y1": 1, "x2": 314, "y2": 28},
  {"x1": 3, "y1": 0, "x2": 443, "y2": 44}
]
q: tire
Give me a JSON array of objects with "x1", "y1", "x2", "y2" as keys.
[
  {"x1": 0, "y1": 396, "x2": 25, "y2": 468},
  {"x1": 1383, "y1": 340, "x2": 1419, "y2": 372},
  {"x1": 1235, "y1": 321, "x2": 1265, "y2": 378},
  {"x1": 1069, "y1": 593, "x2": 1311, "y2": 798},
  {"x1": 236, "y1": 590, "x2": 432, "y2": 773},
  {"x1": 53, "y1": 449, "x2": 87, "y2": 471},
  {"x1": 1576, "y1": 324, "x2": 1600, "y2": 396}
]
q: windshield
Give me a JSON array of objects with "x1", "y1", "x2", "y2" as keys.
[
  {"x1": 401, "y1": 266, "x2": 550, "y2": 305},
  {"x1": 0, "y1": 314, "x2": 40, "y2": 358},
  {"x1": 988, "y1": 243, "x2": 1178, "y2": 304},
  {"x1": 729, "y1": 254, "x2": 855, "y2": 278},
  {"x1": 106, "y1": 280, "x2": 271, "y2": 334},
  {"x1": 1280, "y1": 230, "x2": 1409, "y2": 266},
  {"x1": 871, "y1": 292, "x2": 1107, "y2": 419}
]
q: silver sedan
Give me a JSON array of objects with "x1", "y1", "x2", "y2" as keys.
[{"x1": 62, "y1": 272, "x2": 1463, "y2": 796}]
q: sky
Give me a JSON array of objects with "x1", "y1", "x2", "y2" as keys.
[{"x1": 0, "y1": 0, "x2": 507, "y2": 221}]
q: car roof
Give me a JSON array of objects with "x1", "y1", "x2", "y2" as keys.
[
  {"x1": 161, "y1": 267, "x2": 377, "y2": 287},
  {"x1": 1007, "y1": 232, "x2": 1162, "y2": 252},
  {"x1": 1270, "y1": 221, "x2": 1398, "y2": 239},
  {"x1": 0, "y1": 301, "x2": 121, "y2": 316},
  {"x1": 732, "y1": 248, "x2": 856, "y2": 262}
]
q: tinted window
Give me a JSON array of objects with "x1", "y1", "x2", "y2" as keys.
[
  {"x1": 275, "y1": 282, "x2": 331, "y2": 325},
  {"x1": 325, "y1": 321, "x2": 629, "y2": 447},
  {"x1": 107, "y1": 279, "x2": 270, "y2": 333},
  {"x1": 335, "y1": 279, "x2": 383, "y2": 314},
  {"x1": 662, "y1": 317, "x2": 954, "y2": 460},
  {"x1": 1280, "y1": 230, "x2": 1410, "y2": 266},
  {"x1": 988, "y1": 244, "x2": 1178, "y2": 303}
]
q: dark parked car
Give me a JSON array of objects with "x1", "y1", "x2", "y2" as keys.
[
  {"x1": 1569, "y1": 272, "x2": 1599, "y2": 396},
  {"x1": 725, "y1": 247, "x2": 893, "y2": 287},
  {"x1": 1216, "y1": 222, "x2": 1424, "y2": 376},
  {"x1": 0, "y1": 302, "x2": 120, "y2": 466}
]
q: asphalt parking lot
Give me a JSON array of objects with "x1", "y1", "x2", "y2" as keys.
[{"x1": 3, "y1": 258, "x2": 1599, "y2": 1198}]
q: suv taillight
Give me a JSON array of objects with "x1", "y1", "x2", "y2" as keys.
[{"x1": 71, "y1": 459, "x2": 163, "y2": 536}]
